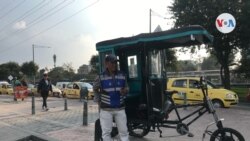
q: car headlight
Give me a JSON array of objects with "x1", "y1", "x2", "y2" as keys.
[{"x1": 225, "y1": 93, "x2": 235, "y2": 99}]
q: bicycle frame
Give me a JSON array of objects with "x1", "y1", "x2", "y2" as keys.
[{"x1": 151, "y1": 78, "x2": 224, "y2": 137}]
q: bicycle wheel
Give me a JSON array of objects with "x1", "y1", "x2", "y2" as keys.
[
  {"x1": 210, "y1": 127, "x2": 245, "y2": 141},
  {"x1": 128, "y1": 120, "x2": 151, "y2": 138}
]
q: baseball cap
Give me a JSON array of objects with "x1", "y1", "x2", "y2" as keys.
[
  {"x1": 105, "y1": 54, "x2": 118, "y2": 63},
  {"x1": 43, "y1": 71, "x2": 48, "y2": 76}
]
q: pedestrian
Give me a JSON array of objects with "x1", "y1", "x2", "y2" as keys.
[
  {"x1": 37, "y1": 71, "x2": 52, "y2": 111},
  {"x1": 80, "y1": 86, "x2": 89, "y2": 102},
  {"x1": 93, "y1": 54, "x2": 129, "y2": 141}
]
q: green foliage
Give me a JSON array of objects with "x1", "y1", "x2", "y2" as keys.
[
  {"x1": 235, "y1": 48, "x2": 250, "y2": 78},
  {"x1": 231, "y1": 87, "x2": 249, "y2": 101},
  {"x1": 165, "y1": 49, "x2": 178, "y2": 71},
  {"x1": 201, "y1": 54, "x2": 220, "y2": 70},
  {"x1": 169, "y1": 0, "x2": 250, "y2": 89},
  {"x1": 21, "y1": 61, "x2": 39, "y2": 76},
  {"x1": 89, "y1": 54, "x2": 99, "y2": 74},
  {"x1": 0, "y1": 62, "x2": 20, "y2": 81},
  {"x1": 176, "y1": 60, "x2": 197, "y2": 71}
]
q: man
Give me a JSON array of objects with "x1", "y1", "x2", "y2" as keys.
[
  {"x1": 38, "y1": 72, "x2": 52, "y2": 111},
  {"x1": 93, "y1": 54, "x2": 129, "y2": 141}
]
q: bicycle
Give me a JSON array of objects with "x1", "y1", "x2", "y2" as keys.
[{"x1": 127, "y1": 77, "x2": 245, "y2": 141}]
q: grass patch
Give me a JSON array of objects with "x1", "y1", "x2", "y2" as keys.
[{"x1": 231, "y1": 87, "x2": 249, "y2": 102}]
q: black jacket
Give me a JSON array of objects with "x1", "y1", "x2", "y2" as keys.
[{"x1": 38, "y1": 78, "x2": 52, "y2": 95}]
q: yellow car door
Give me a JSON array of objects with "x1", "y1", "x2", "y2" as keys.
[
  {"x1": 171, "y1": 79, "x2": 189, "y2": 104},
  {"x1": 188, "y1": 79, "x2": 203, "y2": 104}
]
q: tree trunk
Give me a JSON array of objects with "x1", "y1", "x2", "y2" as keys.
[{"x1": 220, "y1": 62, "x2": 231, "y2": 89}]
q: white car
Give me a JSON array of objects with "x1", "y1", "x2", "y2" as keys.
[
  {"x1": 56, "y1": 82, "x2": 70, "y2": 93},
  {"x1": 51, "y1": 85, "x2": 62, "y2": 98},
  {"x1": 31, "y1": 84, "x2": 62, "y2": 98}
]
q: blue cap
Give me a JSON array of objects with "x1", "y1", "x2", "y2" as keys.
[{"x1": 105, "y1": 54, "x2": 118, "y2": 63}]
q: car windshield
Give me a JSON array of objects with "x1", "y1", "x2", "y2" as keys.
[
  {"x1": 79, "y1": 82, "x2": 92, "y2": 89},
  {"x1": 204, "y1": 80, "x2": 217, "y2": 88}
]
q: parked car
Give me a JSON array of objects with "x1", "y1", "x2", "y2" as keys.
[
  {"x1": 51, "y1": 85, "x2": 62, "y2": 97},
  {"x1": 27, "y1": 83, "x2": 35, "y2": 96},
  {"x1": 30, "y1": 84, "x2": 62, "y2": 97},
  {"x1": 0, "y1": 83, "x2": 14, "y2": 95},
  {"x1": 63, "y1": 82, "x2": 94, "y2": 99},
  {"x1": 167, "y1": 77, "x2": 239, "y2": 108},
  {"x1": 56, "y1": 82, "x2": 70, "y2": 93}
]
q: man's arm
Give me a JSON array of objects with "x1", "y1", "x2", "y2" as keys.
[
  {"x1": 120, "y1": 75, "x2": 129, "y2": 96},
  {"x1": 93, "y1": 75, "x2": 101, "y2": 103}
]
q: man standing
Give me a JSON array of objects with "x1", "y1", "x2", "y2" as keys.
[
  {"x1": 38, "y1": 72, "x2": 52, "y2": 111},
  {"x1": 93, "y1": 54, "x2": 129, "y2": 141}
]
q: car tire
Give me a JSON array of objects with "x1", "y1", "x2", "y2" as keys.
[{"x1": 212, "y1": 99, "x2": 224, "y2": 108}]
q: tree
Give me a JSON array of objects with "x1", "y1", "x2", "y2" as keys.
[
  {"x1": 169, "y1": 0, "x2": 250, "y2": 89},
  {"x1": 21, "y1": 61, "x2": 39, "y2": 77},
  {"x1": 176, "y1": 60, "x2": 197, "y2": 72},
  {"x1": 165, "y1": 49, "x2": 178, "y2": 72},
  {"x1": 0, "y1": 62, "x2": 20, "y2": 81},
  {"x1": 89, "y1": 54, "x2": 99, "y2": 74},
  {"x1": 235, "y1": 48, "x2": 250, "y2": 79},
  {"x1": 201, "y1": 54, "x2": 220, "y2": 70}
]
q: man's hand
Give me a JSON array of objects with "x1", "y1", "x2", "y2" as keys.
[{"x1": 120, "y1": 87, "x2": 128, "y2": 96}]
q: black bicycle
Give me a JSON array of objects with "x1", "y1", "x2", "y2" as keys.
[{"x1": 127, "y1": 77, "x2": 245, "y2": 141}]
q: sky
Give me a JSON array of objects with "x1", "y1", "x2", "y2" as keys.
[{"x1": 0, "y1": 0, "x2": 177, "y2": 72}]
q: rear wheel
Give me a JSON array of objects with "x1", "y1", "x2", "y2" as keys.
[
  {"x1": 94, "y1": 119, "x2": 103, "y2": 141},
  {"x1": 210, "y1": 127, "x2": 245, "y2": 141},
  {"x1": 128, "y1": 120, "x2": 151, "y2": 138}
]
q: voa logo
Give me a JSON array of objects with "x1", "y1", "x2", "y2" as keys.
[{"x1": 215, "y1": 13, "x2": 236, "y2": 34}]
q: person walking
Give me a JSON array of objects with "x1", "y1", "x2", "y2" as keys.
[
  {"x1": 93, "y1": 54, "x2": 129, "y2": 141},
  {"x1": 38, "y1": 72, "x2": 52, "y2": 111},
  {"x1": 80, "y1": 86, "x2": 89, "y2": 102}
]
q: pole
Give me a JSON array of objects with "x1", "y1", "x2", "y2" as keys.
[
  {"x1": 64, "y1": 98, "x2": 68, "y2": 110},
  {"x1": 83, "y1": 99, "x2": 88, "y2": 126},
  {"x1": 149, "y1": 8, "x2": 152, "y2": 33},
  {"x1": 32, "y1": 44, "x2": 34, "y2": 63},
  {"x1": 32, "y1": 95, "x2": 35, "y2": 115},
  {"x1": 32, "y1": 44, "x2": 35, "y2": 84},
  {"x1": 183, "y1": 92, "x2": 187, "y2": 110}
]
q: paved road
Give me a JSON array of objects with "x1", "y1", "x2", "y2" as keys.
[{"x1": 0, "y1": 94, "x2": 250, "y2": 141}]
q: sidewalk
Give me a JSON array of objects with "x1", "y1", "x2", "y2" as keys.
[
  {"x1": 0, "y1": 96, "x2": 99, "y2": 141},
  {"x1": 1, "y1": 95, "x2": 250, "y2": 141}
]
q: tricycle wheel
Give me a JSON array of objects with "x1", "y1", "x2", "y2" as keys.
[
  {"x1": 210, "y1": 127, "x2": 245, "y2": 141},
  {"x1": 94, "y1": 119, "x2": 103, "y2": 141},
  {"x1": 128, "y1": 119, "x2": 150, "y2": 138},
  {"x1": 176, "y1": 123, "x2": 189, "y2": 135}
]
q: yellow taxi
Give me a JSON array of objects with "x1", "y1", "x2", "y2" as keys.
[
  {"x1": 0, "y1": 84, "x2": 14, "y2": 95},
  {"x1": 63, "y1": 82, "x2": 94, "y2": 99},
  {"x1": 167, "y1": 77, "x2": 238, "y2": 108}
]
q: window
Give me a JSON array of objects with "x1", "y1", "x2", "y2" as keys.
[
  {"x1": 127, "y1": 55, "x2": 138, "y2": 78},
  {"x1": 172, "y1": 80, "x2": 187, "y2": 88},
  {"x1": 189, "y1": 80, "x2": 199, "y2": 88},
  {"x1": 149, "y1": 50, "x2": 164, "y2": 78}
]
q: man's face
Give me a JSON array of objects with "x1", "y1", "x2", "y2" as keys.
[
  {"x1": 106, "y1": 61, "x2": 117, "y2": 73},
  {"x1": 44, "y1": 74, "x2": 48, "y2": 79}
]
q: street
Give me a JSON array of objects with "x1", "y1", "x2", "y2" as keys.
[{"x1": 0, "y1": 94, "x2": 250, "y2": 141}]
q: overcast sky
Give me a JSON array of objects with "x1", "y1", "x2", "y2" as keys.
[{"x1": 0, "y1": 0, "x2": 175, "y2": 71}]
